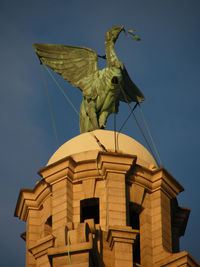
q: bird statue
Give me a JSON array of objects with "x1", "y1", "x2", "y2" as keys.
[{"x1": 33, "y1": 25, "x2": 145, "y2": 133}]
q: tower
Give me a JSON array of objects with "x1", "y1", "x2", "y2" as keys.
[{"x1": 15, "y1": 130, "x2": 200, "y2": 266}]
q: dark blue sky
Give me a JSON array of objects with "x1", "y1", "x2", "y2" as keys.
[{"x1": 1, "y1": 0, "x2": 200, "y2": 266}]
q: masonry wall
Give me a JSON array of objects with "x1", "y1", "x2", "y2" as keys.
[{"x1": 15, "y1": 151, "x2": 199, "y2": 267}]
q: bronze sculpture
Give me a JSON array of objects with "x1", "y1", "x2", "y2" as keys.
[{"x1": 33, "y1": 25, "x2": 145, "y2": 133}]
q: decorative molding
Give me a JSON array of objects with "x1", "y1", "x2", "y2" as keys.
[
  {"x1": 133, "y1": 166, "x2": 184, "y2": 198},
  {"x1": 107, "y1": 226, "x2": 139, "y2": 250},
  {"x1": 29, "y1": 234, "x2": 55, "y2": 259},
  {"x1": 14, "y1": 181, "x2": 51, "y2": 221},
  {"x1": 157, "y1": 251, "x2": 200, "y2": 267}
]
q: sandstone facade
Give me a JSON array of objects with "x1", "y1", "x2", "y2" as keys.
[{"x1": 15, "y1": 130, "x2": 200, "y2": 266}]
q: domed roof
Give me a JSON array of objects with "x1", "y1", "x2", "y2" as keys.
[{"x1": 47, "y1": 130, "x2": 157, "y2": 169}]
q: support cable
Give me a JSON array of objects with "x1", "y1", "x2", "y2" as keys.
[
  {"x1": 119, "y1": 83, "x2": 160, "y2": 167},
  {"x1": 42, "y1": 63, "x2": 80, "y2": 117},
  {"x1": 138, "y1": 104, "x2": 162, "y2": 166},
  {"x1": 67, "y1": 231, "x2": 72, "y2": 267},
  {"x1": 118, "y1": 102, "x2": 138, "y2": 133},
  {"x1": 41, "y1": 64, "x2": 60, "y2": 147}
]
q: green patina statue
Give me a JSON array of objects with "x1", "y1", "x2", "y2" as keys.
[{"x1": 33, "y1": 25, "x2": 145, "y2": 133}]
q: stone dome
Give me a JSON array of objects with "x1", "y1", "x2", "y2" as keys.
[{"x1": 47, "y1": 130, "x2": 158, "y2": 169}]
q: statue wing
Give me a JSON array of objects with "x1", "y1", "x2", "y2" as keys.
[
  {"x1": 119, "y1": 62, "x2": 145, "y2": 103},
  {"x1": 33, "y1": 43, "x2": 99, "y2": 98}
]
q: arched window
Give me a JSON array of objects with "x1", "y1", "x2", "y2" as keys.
[
  {"x1": 129, "y1": 203, "x2": 142, "y2": 265},
  {"x1": 44, "y1": 216, "x2": 52, "y2": 236},
  {"x1": 80, "y1": 198, "x2": 99, "y2": 224}
]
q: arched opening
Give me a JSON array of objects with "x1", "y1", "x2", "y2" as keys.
[
  {"x1": 129, "y1": 203, "x2": 142, "y2": 265},
  {"x1": 44, "y1": 216, "x2": 52, "y2": 236},
  {"x1": 80, "y1": 198, "x2": 99, "y2": 224}
]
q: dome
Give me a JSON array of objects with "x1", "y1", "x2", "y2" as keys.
[{"x1": 47, "y1": 130, "x2": 157, "y2": 169}]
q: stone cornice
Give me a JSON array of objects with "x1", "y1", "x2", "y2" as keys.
[
  {"x1": 38, "y1": 151, "x2": 136, "y2": 185},
  {"x1": 14, "y1": 180, "x2": 51, "y2": 221},
  {"x1": 15, "y1": 151, "x2": 136, "y2": 222},
  {"x1": 97, "y1": 152, "x2": 137, "y2": 178},
  {"x1": 157, "y1": 251, "x2": 200, "y2": 267},
  {"x1": 15, "y1": 151, "x2": 184, "y2": 224},
  {"x1": 172, "y1": 206, "x2": 190, "y2": 236},
  {"x1": 47, "y1": 233, "x2": 93, "y2": 259},
  {"x1": 132, "y1": 166, "x2": 184, "y2": 198},
  {"x1": 29, "y1": 234, "x2": 55, "y2": 259},
  {"x1": 107, "y1": 225, "x2": 139, "y2": 250},
  {"x1": 38, "y1": 155, "x2": 76, "y2": 182}
]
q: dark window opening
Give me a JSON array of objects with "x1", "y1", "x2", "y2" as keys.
[
  {"x1": 129, "y1": 203, "x2": 141, "y2": 264},
  {"x1": 130, "y1": 210, "x2": 140, "y2": 230},
  {"x1": 44, "y1": 216, "x2": 52, "y2": 236},
  {"x1": 129, "y1": 203, "x2": 141, "y2": 230},
  {"x1": 46, "y1": 216, "x2": 52, "y2": 227},
  {"x1": 133, "y1": 236, "x2": 140, "y2": 265},
  {"x1": 80, "y1": 198, "x2": 99, "y2": 224}
]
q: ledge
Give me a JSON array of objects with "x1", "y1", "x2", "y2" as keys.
[
  {"x1": 107, "y1": 225, "x2": 139, "y2": 250},
  {"x1": 29, "y1": 234, "x2": 55, "y2": 259},
  {"x1": 133, "y1": 166, "x2": 184, "y2": 198},
  {"x1": 14, "y1": 180, "x2": 51, "y2": 221},
  {"x1": 157, "y1": 251, "x2": 200, "y2": 267},
  {"x1": 47, "y1": 241, "x2": 93, "y2": 258}
]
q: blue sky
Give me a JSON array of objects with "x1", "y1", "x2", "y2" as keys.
[{"x1": 1, "y1": 0, "x2": 200, "y2": 265}]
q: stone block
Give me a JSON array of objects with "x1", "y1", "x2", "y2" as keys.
[
  {"x1": 52, "y1": 202, "x2": 67, "y2": 216},
  {"x1": 108, "y1": 203, "x2": 126, "y2": 212},
  {"x1": 53, "y1": 218, "x2": 68, "y2": 229},
  {"x1": 82, "y1": 179, "x2": 96, "y2": 198},
  {"x1": 130, "y1": 183, "x2": 145, "y2": 205},
  {"x1": 72, "y1": 214, "x2": 80, "y2": 223},
  {"x1": 107, "y1": 187, "x2": 125, "y2": 197},
  {"x1": 52, "y1": 195, "x2": 68, "y2": 207}
]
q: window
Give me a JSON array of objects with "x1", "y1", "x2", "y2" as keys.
[
  {"x1": 80, "y1": 198, "x2": 99, "y2": 224},
  {"x1": 44, "y1": 216, "x2": 52, "y2": 236},
  {"x1": 129, "y1": 203, "x2": 142, "y2": 265}
]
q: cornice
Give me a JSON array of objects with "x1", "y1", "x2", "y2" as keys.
[
  {"x1": 107, "y1": 225, "x2": 139, "y2": 250},
  {"x1": 131, "y1": 166, "x2": 184, "y2": 198},
  {"x1": 157, "y1": 251, "x2": 200, "y2": 267},
  {"x1": 29, "y1": 234, "x2": 55, "y2": 259},
  {"x1": 15, "y1": 151, "x2": 136, "y2": 222},
  {"x1": 14, "y1": 180, "x2": 51, "y2": 221},
  {"x1": 38, "y1": 151, "x2": 136, "y2": 184},
  {"x1": 15, "y1": 150, "x2": 184, "y2": 223}
]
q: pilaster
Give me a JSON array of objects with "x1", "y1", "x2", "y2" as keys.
[{"x1": 107, "y1": 226, "x2": 139, "y2": 267}]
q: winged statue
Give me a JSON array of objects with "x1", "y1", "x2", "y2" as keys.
[{"x1": 33, "y1": 25, "x2": 145, "y2": 133}]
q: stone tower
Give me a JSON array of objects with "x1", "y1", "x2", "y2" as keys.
[{"x1": 15, "y1": 130, "x2": 200, "y2": 266}]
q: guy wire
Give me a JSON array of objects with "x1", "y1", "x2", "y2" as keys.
[
  {"x1": 118, "y1": 102, "x2": 138, "y2": 133},
  {"x1": 67, "y1": 231, "x2": 72, "y2": 266},
  {"x1": 119, "y1": 83, "x2": 160, "y2": 167},
  {"x1": 138, "y1": 103, "x2": 162, "y2": 166},
  {"x1": 42, "y1": 63, "x2": 80, "y2": 117},
  {"x1": 41, "y1": 64, "x2": 60, "y2": 147}
]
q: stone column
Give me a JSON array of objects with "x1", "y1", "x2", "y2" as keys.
[
  {"x1": 39, "y1": 158, "x2": 75, "y2": 248},
  {"x1": 98, "y1": 152, "x2": 136, "y2": 230},
  {"x1": 107, "y1": 226, "x2": 139, "y2": 267},
  {"x1": 26, "y1": 210, "x2": 41, "y2": 267},
  {"x1": 51, "y1": 179, "x2": 73, "y2": 247}
]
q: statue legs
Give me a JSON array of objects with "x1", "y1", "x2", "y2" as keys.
[
  {"x1": 99, "y1": 111, "x2": 109, "y2": 129},
  {"x1": 80, "y1": 99, "x2": 99, "y2": 133}
]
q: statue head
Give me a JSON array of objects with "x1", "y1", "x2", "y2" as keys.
[{"x1": 105, "y1": 25, "x2": 124, "y2": 43}]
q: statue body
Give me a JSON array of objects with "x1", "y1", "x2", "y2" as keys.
[
  {"x1": 34, "y1": 26, "x2": 145, "y2": 133},
  {"x1": 80, "y1": 66, "x2": 122, "y2": 132}
]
